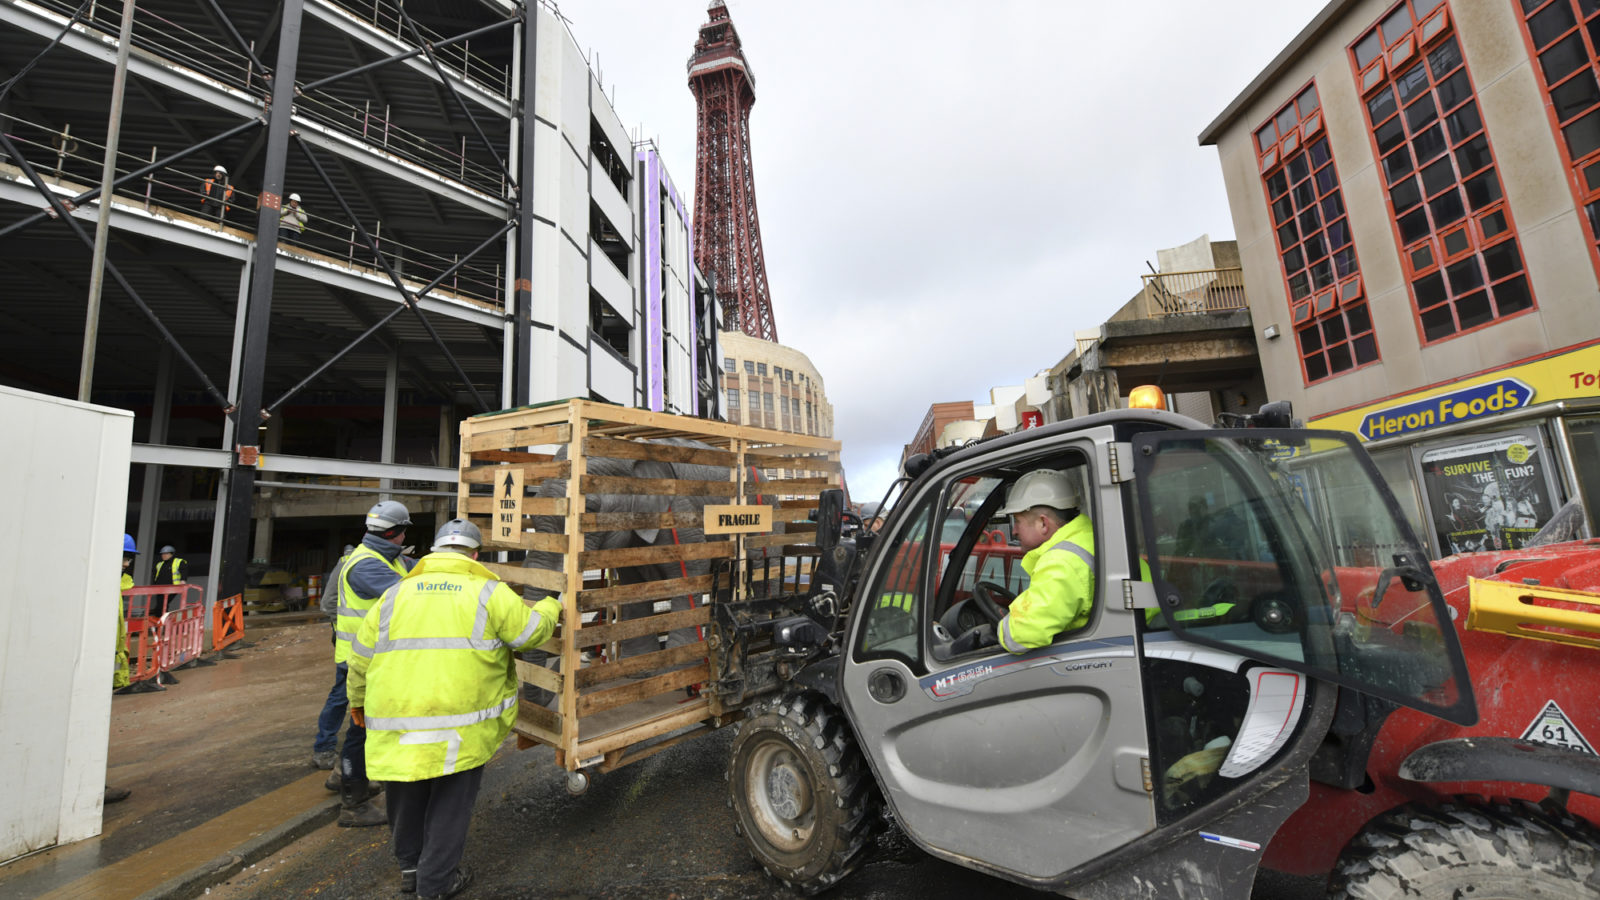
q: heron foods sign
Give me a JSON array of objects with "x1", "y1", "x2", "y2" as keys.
[{"x1": 1310, "y1": 343, "x2": 1600, "y2": 440}]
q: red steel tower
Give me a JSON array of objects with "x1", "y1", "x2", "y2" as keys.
[{"x1": 689, "y1": 0, "x2": 778, "y2": 342}]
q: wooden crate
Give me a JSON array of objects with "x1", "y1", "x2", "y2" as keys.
[{"x1": 457, "y1": 399, "x2": 842, "y2": 774}]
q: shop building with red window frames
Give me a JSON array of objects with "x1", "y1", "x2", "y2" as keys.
[{"x1": 1201, "y1": 0, "x2": 1600, "y2": 555}]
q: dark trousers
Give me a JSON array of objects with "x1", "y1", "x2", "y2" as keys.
[
  {"x1": 314, "y1": 663, "x2": 348, "y2": 753},
  {"x1": 386, "y1": 766, "x2": 484, "y2": 896},
  {"x1": 338, "y1": 709, "x2": 367, "y2": 799}
]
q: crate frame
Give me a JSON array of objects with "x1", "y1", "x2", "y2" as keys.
[{"x1": 457, "y1": 399, "x2": 841, "y2": 774}]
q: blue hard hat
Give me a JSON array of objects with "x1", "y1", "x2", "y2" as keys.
[{"x1": 123, "y1": 533, "x2": 138, "y2": 554}]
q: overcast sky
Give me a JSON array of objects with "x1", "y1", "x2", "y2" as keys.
[{"x1": 564, "y1": 0, "x2": 1328, "y2": 505}]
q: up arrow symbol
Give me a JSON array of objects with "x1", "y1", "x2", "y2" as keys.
[{"x1": 503, "y1": 471, "x2": 516, "y2": 498}]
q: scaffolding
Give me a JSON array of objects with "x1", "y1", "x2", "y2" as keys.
[{"x1": 0, "y1": 0, "x2": 583, "y2": 598}]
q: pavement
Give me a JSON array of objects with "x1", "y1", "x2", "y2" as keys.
[{"x1": 0, "y1": 612, "x2": 342, "y2": 900}]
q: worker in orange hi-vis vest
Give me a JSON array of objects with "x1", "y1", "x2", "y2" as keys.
[{"x1": 201, "y1": 164, "x2": 232, "y2": 223}]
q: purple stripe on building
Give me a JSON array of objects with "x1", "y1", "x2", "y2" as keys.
[{"x1": 643, "y1": 150, "x2": 664, "y2": 411}]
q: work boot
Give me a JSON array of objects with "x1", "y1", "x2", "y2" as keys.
[
  {"x1": 400, "y1": 868, "x2": 417, "y2": 894},
  {"x1": 311, "y1": 749, "x2": 338, "y2": 770},
  {"x1": 324, "y1": 770, "x2": 341, "y2": 791},
  {"x1": 337, "y1": 795, "x2": 386, "y2": 828},
  {"x1": 419, "y1": 865, "x2": 472, "y2": 900},
  {"x1": 338, "y1": 775, "x2": 386, "y2": 827},
  {"x1": 104, "y1": 786, "x2": 131, "y2": 804}
]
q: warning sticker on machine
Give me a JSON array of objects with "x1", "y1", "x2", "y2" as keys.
[{"x1": 1520, "y1": 700, "x2": 1596, "y2": 754}]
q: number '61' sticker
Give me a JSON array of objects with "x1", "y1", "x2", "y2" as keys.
[{"x1": 1520, "y1": 700, "x2": 1596, "y2": 754}]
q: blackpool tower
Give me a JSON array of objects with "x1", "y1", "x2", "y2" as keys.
[{"x1": 689, "y1": 0, "x2": 778, "y2": 342}]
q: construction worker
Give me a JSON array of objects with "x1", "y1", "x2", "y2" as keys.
[
  {"x1": 200, "y1": 165, "x2": 232, "y2": 222},
  {"x1": 310, "y1": 543, "x2": 357, "y2": 770},
  {"x1": 349, "y1": 519, "x2": 561, "y2": 899},
  {"x1": 153, "y1": 544, "x2": 186, "y2": 585},
  {"x1": 952, "y1": 469, "x2": 1094, "y2": 654},
  {"x1": 280, "y1": 192, "x2": 307, "y2": 235},
  {"x1": 114, "y1": 534, "x2": 136, "y2": 692},
  {"x1": 107, "y1": 537, "x2": 136, "y2": 804},
  {"x1": 328, "y1": 501, "x2": 416, "y2": 827}
]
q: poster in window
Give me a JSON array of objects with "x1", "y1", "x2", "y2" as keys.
[{"x1": 1419, "y1": 433, "x2": 1554, "y2": 556}]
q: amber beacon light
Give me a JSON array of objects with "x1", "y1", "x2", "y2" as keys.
[{"x1": 1128, "y1": 385, "x2": 1167, "y2": 410}]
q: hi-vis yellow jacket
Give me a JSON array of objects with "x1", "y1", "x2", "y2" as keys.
[
  {"x1": 998, "y1": 516, "x2": 1095, "y2": 653},
  {"x1": 348, "y1": 552, "x2": 561, "y2": 782},
  {"x1": 334, "y1": 542, "x2": 407, "y2": 664}
]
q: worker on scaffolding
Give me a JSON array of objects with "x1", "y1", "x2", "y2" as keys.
[
  {"x1": 280, "y1": 192, "x2": 307, "y2": 236},
  {"x1": 200, "y1": 165, "x2": 232, "y2": 223}
]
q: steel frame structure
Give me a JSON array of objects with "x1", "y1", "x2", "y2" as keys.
[
  {"x1": 688, "y1": 0, "x2": 778, "y2": 343},
  {"x1": 0, "y1": 0, "x2": 541, "y2": 600}
]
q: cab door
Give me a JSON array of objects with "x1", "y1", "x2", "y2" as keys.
[{"x1": 841, "y1": 431, "x2": 1162, "y2": 885}]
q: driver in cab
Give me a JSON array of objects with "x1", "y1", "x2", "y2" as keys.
[{"x1": 952, "y1": 469, "x2": 1093, "y2": 655}]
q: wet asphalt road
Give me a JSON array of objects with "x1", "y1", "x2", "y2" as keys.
[{"x1": 209, "y1": 726, "x2": 1324, "y2": 900}]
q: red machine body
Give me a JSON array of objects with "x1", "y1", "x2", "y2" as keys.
[{"x1": 1264, "y1": 538, "x2": 1600, "y2": 876}]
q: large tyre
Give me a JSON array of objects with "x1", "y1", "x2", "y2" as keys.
[
  {"x1": 726, "y1": 693, "x2": 881, "y2": 895},
  {"x1": 1330, "y1": 800, "x2": 1600, "y2": 899}
]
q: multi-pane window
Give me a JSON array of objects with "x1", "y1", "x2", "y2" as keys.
[
  {"x1": 1256, "y1": 83, "x2": 1378, "y2": 383},
  {"x1": 1352, "y1": 0, "x2": 1535, "y2": 343},
  {"x1": 748, "y1": 389, "x2": 760, "y2": 407},
  {"x1": 1516, "y1": 0, "x2": 1600, "y2": 276},
  {"x1": 727, "y1": 388, "x2": 740, "y2": 408},
  {"x1": 744, "y1": 360, "x2": 755, "y2": 374},
  {"x1": 723, "y1": 357, "x2": 736, "y2": 374},
  {"x1": 763, "y1": 391, "x2": 774, "y2": 411},
  {"x1": 757, "y1": 363, "x2": 768, "y2": 376}
]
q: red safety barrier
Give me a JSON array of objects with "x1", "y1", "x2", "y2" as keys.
[
  {"x1": 122, "y1": 587, "x2": 176, "y2": 686},
  {"x1": 156, "y1": 603, "x2": 207, "y2": 671},
  {"x1": 213, "y1": 593, "x2": 245, "y2": 652}
]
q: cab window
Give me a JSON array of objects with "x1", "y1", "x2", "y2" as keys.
[{"x1": 856, "y1": 501, "x2": 933, "y2": 664}]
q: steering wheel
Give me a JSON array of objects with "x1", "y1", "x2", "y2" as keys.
[{"x1": 971, "y1": 580, "x2": 1014, "y2": 624}]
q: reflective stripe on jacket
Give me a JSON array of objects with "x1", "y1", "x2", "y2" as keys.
[
  {"x1": 154, "y1": 557, "x2": 186, "y2": 584},
  {"x1": 998, "y1": 515, "x2": 1095, "y2": 653},
  {"x1": 335, "y1": 540, "x2": 407, "y2": 663},
  {"x1": 115, "y1": 574, "x2": 132, "y2": 688},
  {"x1": 346, "y1": 552, "x2": 562, "y2": 782}
]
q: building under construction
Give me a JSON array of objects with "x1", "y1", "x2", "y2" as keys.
[{"x1": 0, "y1": 0, "x2": 722, "y2": 601}]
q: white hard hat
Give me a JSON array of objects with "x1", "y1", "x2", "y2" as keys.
[
  {"x1": 997, "y1": 469, "x2": 1079, "y2": 516},
  {"x1": 366, "y1": 500, "x2": 412, "y2": 531},
  {"x1": 432, "y1": 518, "x2": 482, "y2": 553},
  {"x1": 214, "y1": 165, "x2": 226, "y2": 174},
  {"x1": 288, "y1": 193, "x2": 301, "y2": 202}
]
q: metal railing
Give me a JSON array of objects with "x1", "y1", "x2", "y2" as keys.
[
  {"x1": 1139, "y1": 267, "x2": 1248, "y2": 318},
  {"x1": 1, "y1": 112, "x2": 506, "y2": 308}
]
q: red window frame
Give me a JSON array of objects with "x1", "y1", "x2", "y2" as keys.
[
  {"x1": 1349, "y1": 0, "x2": 1537, "y2": 345},
  {"x1": 1255, "y1": 82, "x2": 1381, "y2": 384},
  {"x1": 1514, "y1": 0, "x2": 1600, "y2": 283}
]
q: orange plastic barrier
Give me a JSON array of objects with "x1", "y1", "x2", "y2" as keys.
[
  {"x1": 213, "y1": 593, "x2": 245, "y2": 652},
  {"x1": 121, "y1": 587, "x2": 172, "y2": 685},
  {"x1": 157, "y1": 603, "x2": 207, "y2": 671}
]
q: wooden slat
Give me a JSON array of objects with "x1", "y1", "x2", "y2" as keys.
[
  {"x1": 580, "y1": 474, "x2": 738, "y2": 497},
  {"x1": 465, "y1": 422, "x2": 571, "y2": 452},
  {"x1": 770, "y1": 508, "x2": 816, "y2": 523},
  {"x1": 575, "y1": 700, "x2": 711, "y2": 758},
  {"x1": 460, "y1": 496, "x2": 567, "y2": 516},
  {"x1": 460, "y1": 460, "x2": 570, "y2": 483},
  {"x1": 470, "y1": 450, "x2": 557, "y2": 464},
  {"x1": 579, "y1": 510, "x2": 704, "y2": 532},
  {"x1": 755, "y1": 456, "x2": 843, "y2": 472},
  {"x1": 580, "y1": 541, "x2": 735, "y2": 570},
  {"x1": 577, "y1": 662, "x2": 709, "y2": 717},
  {"x1": 574, "y1": 642, "x2": 710, "y2": 688},
  {"x1": 583, "y1": 436, "x2": 739, "y2": 468},
  {"x1": 515, "y1": 699, "x2": 563, "y2": 744},
  {"x1": 578, "y1": 574, "x2": 714, "y2": 611},
  {"x1": 515, "y1": 658, "x2": 563, "y2": 693},
  {"x1": 481, "y1": 561, "x2": 566, "y2": 593},
  {"x1": 754, "y1": 478, "x2": 835, "y2": 493},
  {"x1": 564, "y1": 399, "x2": 841, "y2": 450},
  {"x1": 464, "y1": 519, "x2": 568, "y2": 554},
  {"x1": 578, "y1": 605, "x2": 711, "y2": 646},
  {"x1": 745, "y1": 533, "x2": 816, "y2": 551}
]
